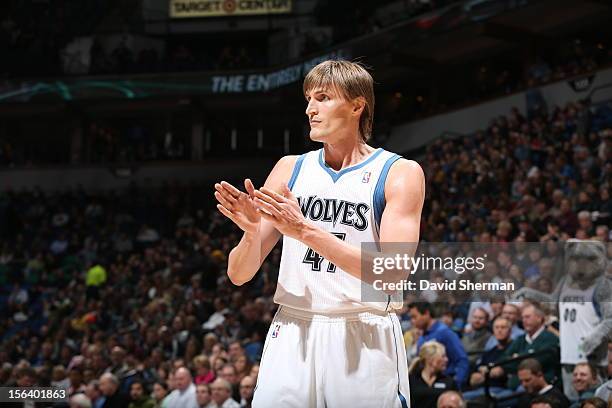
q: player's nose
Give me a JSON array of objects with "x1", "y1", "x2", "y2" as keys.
[{"x1": 305, "y1": 100, "x2": 317, "y2": 116}]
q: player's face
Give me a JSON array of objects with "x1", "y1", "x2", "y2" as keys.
[{"x1": 305, "y1": 86, "x2": 357, "y2": 143}]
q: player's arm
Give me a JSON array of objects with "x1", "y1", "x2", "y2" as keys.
[
  {"x1": 254, "y1": 159, "x2": 425, "y2": 283},
  {"x1": 220, "y1": 155, "x2": 297, "y2": 286}
]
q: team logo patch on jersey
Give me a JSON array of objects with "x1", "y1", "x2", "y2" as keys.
[
  {"x1": 271, "y1": 324, "x2": 281, "y2": 338},
  {"x1": 362, "y1": 171, "x2": 371, "y2": 183}
]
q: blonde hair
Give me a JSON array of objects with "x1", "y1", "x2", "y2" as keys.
[
  {"x1": 303, "y1": 60, "x2": 375, "y2": 142},
  {"x1": 409, "y1": 340, "x2": 446, "y2": 374},
  {"x1": 193, "y1": 355, "x2": 210, "y2": 369}
]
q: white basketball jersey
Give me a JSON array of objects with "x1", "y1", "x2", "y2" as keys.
[
  {"x1": 559, "y1": 281, "x2": 605, "y2": 365},
  {"x1": 274, "y1": 147, "x2": 404, "y2": 313}
]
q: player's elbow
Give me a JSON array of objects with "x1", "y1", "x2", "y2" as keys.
[{"x1": 227, "y1": 268, "x2": 249, "y2": 286}]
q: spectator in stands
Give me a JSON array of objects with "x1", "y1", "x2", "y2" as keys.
[
  {"x1": 490, "y1": 303, "x2": 560, "y2": 391},
  {"x1": 570, "y1": 363, "x2": 601, "y2": 408},
  {"x1": 52, "y1": 365, "x2": 70, "y2": 389},
  {"x1": 219, "y1": 363, "x2": 240, "y2": 402},
  {"x1": 209, "y1": 378, "x2": 240, "y2": 408},
  {"x1": 466, "y1": 316, "x2": 513, "y2": 396},
  {"x1": 227, "y1": 341, "x2": 244, "y2": 362},
  {"x1": 163, "y1": 367, "x2": 198, "y2": 408},
  {"x1": 517, "y1": 358, "x2": 570, "y2": 408},
  {"x1": 594, "y1": 351, "x2": 612, "y2": 401},
  {"x1": 86, "y1": 380, "x2": 104, "y2": 408},
  {"x1": 99, "y1": 373, "x2": 129, "y2": 408},
  {"x1": 194, "y1": 355, "x2": 215, "y2": 384},
  {"x1": 461, "y1": 307, "x2": 491, "y2": 365},
  {"x1": 238, "y1": 376, "x2": 255, "y2": 408},
  {"x1": 484, "y1": 303, "x2": 525, "y2": 350},
  {"x1": 69, "y1": 368, "x2": 87, "y2": 396},
  {"x1": 128, "y1": 379, "x2": 155, "y2": 408},
  {"x1": 152, "y1": 381, "x2": 169, "y2": 408},
  {"x1": 436, "y1": 390, "x2": 466, "y2": 408},
  {"x1": 234, "y1": 355, "x2": 251, "y2": 383},
  {"x1": 409, "y1": 302, "x2": 469, "y2": 387},
  {"x1": 196, "y1": 383, "x2": 212, "y2": 407},
  {"x1": 70, "y1": 393, "x2": 93, "y2": 408},
  {"x1": 578, "y1": 398, "x2": 607, "y2": 408},
  {"x1": 409, "y1": 341, "x2": 457, "y2": 408},
  {"x1": 530, "y1": 395, "x2": 568, "y2": 408},
  {"x1": 85, "y1": 263, "x2": 107, "y2": 300}
]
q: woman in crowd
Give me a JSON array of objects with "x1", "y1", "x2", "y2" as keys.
[{"x1": 409, "y1": 340, "x2": 458, "y2": 408}]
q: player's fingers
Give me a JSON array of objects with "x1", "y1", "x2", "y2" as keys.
[
  {"x1": 220, "y1": 181, "x2": 242, "y2": 199},
  {"x1": 254, "y1": 197, "x2": 282, "y2": 217},
  {"x1": 260, "y1": 187, "x2": 287, "y2": 203},
  {"x1": 254, "y1": 189, "x2": 283, "y2": 211},
  {"x1": 217, "y1": 204, "x2": 237, "y2": 222},
  {"x1": 215, "y1": 183, "x2": 238, "y2": 200},
  {"x1": 215, "y1": 183, "x2": 238, "y2": 204},
  {"x1": 245, "y1": 179, "x2": 256, "y2": 198},
  {"x1": 281, "y1": 183, "x2": 297, "y2": 202},
  {"x1": 214, "y1": 191, "x2": 235, "y2": 210}
]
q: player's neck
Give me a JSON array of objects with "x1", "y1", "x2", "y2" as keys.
[{"x1": 322, "y1": 141, "x2": 376, "y2": 172}]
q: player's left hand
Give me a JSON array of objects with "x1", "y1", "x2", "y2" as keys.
[{"x1": 253, "y1": 183, "x2": 307, "y2": 240}]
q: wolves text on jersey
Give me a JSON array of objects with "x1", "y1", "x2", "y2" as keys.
[{"x1": 297, "y1": 195, "x2": 369, "y2": 231}]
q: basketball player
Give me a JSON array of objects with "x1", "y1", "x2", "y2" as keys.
[{"x1": 214, "y1": 60, "x2": 425, "y2": 407}]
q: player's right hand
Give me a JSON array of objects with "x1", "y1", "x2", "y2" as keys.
[{"x1": 215, "y1": 179, "x2": 261, "y2": 234}]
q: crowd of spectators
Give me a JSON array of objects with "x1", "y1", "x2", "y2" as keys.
[
  {"x1": 88, "y1": 41, "x2": 265, "y2": 76},
  {"x1": 0, "y1": 96, "x2": 611, "y2": 408},
  {"x1": 0, "y1": 181, "x2": 275, "y2": 407},
  {"x1": 395, "y1": 38, "x2": 611, "y2": 123},
  {"x1": 421, "y1": 99, "x2": 611, "y2": 243}
]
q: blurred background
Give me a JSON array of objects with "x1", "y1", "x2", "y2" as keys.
[{"x1": 0, "y1": 0, "x2": 611, "y2": 407}]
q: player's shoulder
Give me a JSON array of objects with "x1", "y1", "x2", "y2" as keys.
[
  {"x1": 273, "y1": 149, "x2": 319, "y2": 172},
  {"x1": 385, "y1": 156, "x2": 425, "y2": 189},
  {"x1": 264, "y1": 154, "x2": 301, "y2": 188},
  {"x1": 275, "y1": 154, "x2": 300, "y2": 169},
  {"x1": 387, "y1": 156, "x2": 424, "y2": 178}
]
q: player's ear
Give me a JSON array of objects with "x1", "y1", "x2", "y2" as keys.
[{"x1": 351, "y1": 96, "x2": 366, "y2": 115}]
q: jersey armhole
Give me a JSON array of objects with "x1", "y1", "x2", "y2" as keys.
[
  {"x1": 288, "y1": 153, "x2": 307, "y2": 191},
  {"x1": 373, "y1": 154, "x2": 402, "y2": 233}
]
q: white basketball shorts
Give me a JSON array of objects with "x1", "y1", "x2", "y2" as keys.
[{"x1": 252, "y1": 306, "x2": 410, "y2": 408}]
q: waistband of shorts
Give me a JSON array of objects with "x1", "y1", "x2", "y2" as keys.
[{"x1": 277, "y1": 305, "x2": 395, "y2": 322}]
